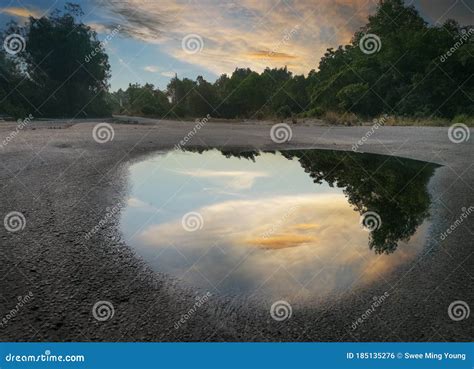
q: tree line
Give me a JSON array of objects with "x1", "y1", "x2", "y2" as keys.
[{"x1": 1, "y1": 0, "x2": 473, "y2": 122}]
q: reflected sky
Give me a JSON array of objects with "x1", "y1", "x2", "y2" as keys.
[{"x1": 120, "y1": 150, "x2": 430, "y2": 300}]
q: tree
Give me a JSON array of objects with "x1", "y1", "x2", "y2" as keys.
[{"x1": 0, "y1": 3, "x2": 112, "y2": 118}]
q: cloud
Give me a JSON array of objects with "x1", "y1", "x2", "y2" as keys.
[
  {"x1": 144, "y1": 65, "x2": 160, "y2": 73},
  {"x1": 137, "y1": 193, "x2": 425, "y2": 296},
  {"x1": 161, "y1": 71, "x2": 176, "y2": 78},
  {"x1": 93, "y1": 0, "x2": 468, "y2": 78},
  {"x1": 246, "y1": 233, "x2": 316, "y2": 249},
  {"x1": 93, "y1": 0, "x2": 374, "y2": 76},
  {"x1": 1, "y1": 7, "x2": 41, "y2": 18},
  {"x1": 177, "y1": 169, "x2": 269, "y2": 190},
  {"x1": 127, "y1": 197, "x2": 159, "y2": 212},
  {"x1": 247, "y1": 51, "x2": 298, "y2": 60}
]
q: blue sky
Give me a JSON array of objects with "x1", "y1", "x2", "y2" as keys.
[{"x1": 1, "y1": 0, "x2": 471, "y2": 91}]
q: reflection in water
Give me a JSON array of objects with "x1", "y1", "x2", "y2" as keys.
[{"x1": 121, "y1": 149, "x2": 438, "y2": 299}]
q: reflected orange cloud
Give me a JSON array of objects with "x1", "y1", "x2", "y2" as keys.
[
  {"x1": 246, "y1": 233, "x2": 316, "y2": 249},
  {"x1": 131, "y1": 190, "x2": 427, "y2": 298}
]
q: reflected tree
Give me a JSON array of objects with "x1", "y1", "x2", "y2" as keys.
[
  {"x1": 182, "y1": 147, "x2": 438, "y2": 254},
  {"x1": 282, "y1": 150, "x2": 438, "y2": 253}
]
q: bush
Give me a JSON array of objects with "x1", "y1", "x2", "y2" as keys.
[
  {"x1": 303, "y1": 107, "x2": 325, "y2": 118},
  {"x1": 452, "y1": 114, "x2": 474, "y2": 126},
  {"x1": 323, "y1": 111, "x2": 359, "y2": 126},
  {"x1": 276, "y1": 105, "x2": 292, "y2": 118}
]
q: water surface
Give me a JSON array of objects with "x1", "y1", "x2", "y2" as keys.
[{"x1": 121, "y1": 149, "x2": 437, "y2": 300}]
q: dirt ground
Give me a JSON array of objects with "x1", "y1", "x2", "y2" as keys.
[{"x1": 0, "y1": 117, "x2": 472, "y2": 341}]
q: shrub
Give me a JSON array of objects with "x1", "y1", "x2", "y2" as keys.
[{"x1": 324, "y1": 111, "x2": 359, "y2": 126}]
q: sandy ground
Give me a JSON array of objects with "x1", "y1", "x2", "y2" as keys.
[{"x1": 0, "y1": 117, "x2": 472, "y2": 342}]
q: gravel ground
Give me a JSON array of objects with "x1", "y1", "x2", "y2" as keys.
[{"x1": 0, "y1": 117, "x2": 472, "y2": 342}]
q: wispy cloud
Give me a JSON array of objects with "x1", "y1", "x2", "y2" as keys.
[
  {"x1": 92, "y1": 0, "x2": 470, "y2": 78},
  {"x1": 177, "y1": 169, "x2": 269, "y2": 190},
  {"x1": 93, "y1": 0, "x2": 374, "y2": 75},
  {"x1": 144, "y1": 65, "x2": 160, "y2": 73},
  {"x1": 1, "y1": 7, "x2": 41, "y2": 18}
]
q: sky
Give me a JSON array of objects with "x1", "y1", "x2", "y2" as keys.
[
  {"x1": 120, "y1": 150, "x2": 427, "y2": 297},
  {"x1": 0, "y1": 0, "x2": 472, "y2": 91}
]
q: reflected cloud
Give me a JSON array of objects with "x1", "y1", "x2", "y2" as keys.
[
  {"x1": 137, "y1": 193, "x2": 425, "y2": 296},
  {"x1": 177, "y1": 169, "x2": 269, "y2": 190},
  {"x1": 127, "y1": 197, "x2": 159, "y2": 212},
  {"x1": 121, "y1": 149, "x2": 433, "y2": 299}
]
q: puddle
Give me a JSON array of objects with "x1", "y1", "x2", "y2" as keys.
[{"x1": 120, "y1": 149, "x2": 438, "y2": 300}]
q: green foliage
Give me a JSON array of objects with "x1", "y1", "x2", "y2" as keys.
[
  {"x1": 119, "y1": 0, "x2": 472, "y2": 122},
  {"x1": 2, "y1": 0, "x2": 471, "y2": 122},
  {"x1": 0, "y1": 3, "x2": 112, "y2": 118},
  {"x1": 309, "y1": 0, "x2": 473, "y2": 119},
  {"x1": 282, "y1": 149, "x2": 438, "y2": 254}
]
